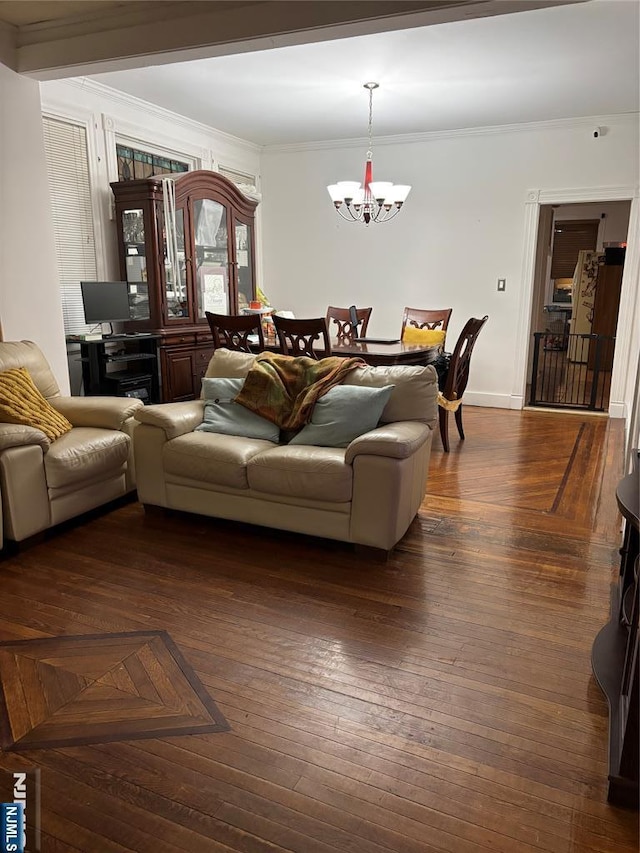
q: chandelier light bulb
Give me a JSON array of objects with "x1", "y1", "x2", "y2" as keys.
[{"x1": 326, "y1": 82, "x2": 411, "y2": 224}]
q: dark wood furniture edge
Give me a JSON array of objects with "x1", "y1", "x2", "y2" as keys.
[
  {"x1": 591, "y1": 584, "x2": 638, "y2": 808},
  {"x1": 591, "y1": 451, "x2": 639, "y2": 809}
]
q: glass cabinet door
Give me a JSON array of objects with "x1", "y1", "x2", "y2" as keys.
[
  {"x1": 235, "y1": 219, "x2": 254, "y2": 312},
  {"x1": 193, "y1": 198, "x2": 229, "y2": 320},
  {"x1": 161, "y1": 204, "x2": 187, "y2": 322},
  {"x1": 121, "y1": 208, "x2": 150, "y2": 321}
]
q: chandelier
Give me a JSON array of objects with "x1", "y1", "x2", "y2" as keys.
[{"x1": 327, "y1": 82, "x2": 411, "y2": 224}]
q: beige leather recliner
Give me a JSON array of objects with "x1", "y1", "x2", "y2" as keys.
[
  {"x1": 134, "y1": 349, "x2": 438, "y2": 554},
  {"x1": 0, "y1": 340, "x2": 143, "y2": 543}
]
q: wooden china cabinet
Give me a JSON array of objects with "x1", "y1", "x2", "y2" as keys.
[{"x1": 111, "y1": 170, "x2": 258, "y2": 401}]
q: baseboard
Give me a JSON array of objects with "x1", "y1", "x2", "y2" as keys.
[
  {"x1": 608, "y1": 402, "x2": 627, "y2": 419},
  {"x1": 440, "y1": 391, "x2": 626, "y2": 416},
  {"x1": 462, "y1": 391, "x2": 513, "y2": 409}
]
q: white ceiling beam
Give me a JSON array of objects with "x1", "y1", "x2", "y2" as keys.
[
  {"x1": 12, "y1": 0, "x2": 585, "y2": 80},
  {"x1": 0, "y1": 20, "x2": 17, "y2": 69}
]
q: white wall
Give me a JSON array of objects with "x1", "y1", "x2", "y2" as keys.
[
  {"x1": 0, "y1": 63, "x2": 69, "y2": 390},
  {"x1": 261, "y1": 115, "x2": 639, "y2": 408}
]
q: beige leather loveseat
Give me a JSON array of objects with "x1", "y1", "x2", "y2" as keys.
[
  {"x1": 134, "y1": 349, "x2": 438, "y2": 553},
  {"x1": 0, "y1": 340, "x2": 143, "y2": 544}
]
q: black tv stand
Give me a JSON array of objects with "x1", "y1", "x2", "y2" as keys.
[{"x1": 67, "y1": 333, "x2": 160, "y2": 403}]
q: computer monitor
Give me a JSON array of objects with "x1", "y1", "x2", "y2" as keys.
[{"x1": 80, "y1": 281, "x2": 132, "y2": 324}]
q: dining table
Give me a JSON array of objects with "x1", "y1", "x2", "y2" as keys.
[
  {"x1": 330, "y1": 339, "x2": 440, "y2": 367},
  {"x1": 249, "y1": 336, "x2": 440, "y2": 367}
]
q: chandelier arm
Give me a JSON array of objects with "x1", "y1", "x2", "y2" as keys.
[
  {"x1": 336, "y1": 205, "x2": 361, "y2": 222},
  {"x1": 372, "y1": 204, "x2": 401, "y2": 223}
]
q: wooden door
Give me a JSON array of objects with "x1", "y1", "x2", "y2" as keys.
[
  {"x1": 161, "y1": 348, "x2": 196, "y2": 402},
  {"x1": 589, "y1": 263, "x2": 623, "y2": 371}
]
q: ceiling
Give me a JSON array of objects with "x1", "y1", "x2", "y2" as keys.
[{"x1": 82, "y1": 0, "x2": 639, "y2": 147}]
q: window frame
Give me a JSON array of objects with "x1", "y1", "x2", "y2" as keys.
[
  {"x1": 114, "y1": 134, "x2": 198, "y2": 183},
  {"x1": 42, "y1": 113, "x2": 101, "y2": 335}
]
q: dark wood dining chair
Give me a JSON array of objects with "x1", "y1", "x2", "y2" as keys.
[
  {"x1": 401, "y1": 307, "x2": 453, "y2": 338},
  {"x1": 326, "y1": 306, "x2": 372, "y2": 342},
  {"x1": 438, "y1": 315, "x2": 488, "y2": 452},
  {"x1": 273, "y1": 315, "x2": 331, "y2": 359},
  {"x1": 205, "y1": 312, "x2": 264, "y2": 352}
]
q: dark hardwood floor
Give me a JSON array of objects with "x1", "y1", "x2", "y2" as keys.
[{"x1": 0, "y1": 407, "x2": 637, "y2": 852}]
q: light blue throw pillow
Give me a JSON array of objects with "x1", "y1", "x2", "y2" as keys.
[
  {"x1": 289, "y1": 384, "x2": 394, "y2": 448},
  {"x1": 197, "y1": 377, "x2": 279, "y2": 442}
]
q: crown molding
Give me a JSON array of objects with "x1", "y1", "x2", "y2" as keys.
[
  {"x1": 530, "y1": 185, "x2": 640, "y2": 204},
  {"x1": 263, "y1": 112, "x2": 640, "y2": 154},
  {"x1": 62, "y1": 78, "x2": 261, "y2": 154}
]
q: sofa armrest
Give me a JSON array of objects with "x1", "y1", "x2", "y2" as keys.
[
  {"x1": 0, "y1": 423, "x2": 50, "y2": 452},
  {"x1": 344, "y1": 421, "x2": 431, "y2": 465},
  {"x1": 50, "y1": 396, "x2": 143, "y2": 430},
  {"x1": 134, "y1": 401, "x2": 205, "y2": 439}
]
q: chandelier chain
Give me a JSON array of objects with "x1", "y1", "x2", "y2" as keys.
[{"x1": 367, "y1": 85, "x2": 374, "y2": 157}]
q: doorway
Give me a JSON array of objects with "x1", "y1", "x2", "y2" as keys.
[{"x1": 526, "y1": 200, "x2": 631, "y2": 411}]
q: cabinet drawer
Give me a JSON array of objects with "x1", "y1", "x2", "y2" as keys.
[
  {"x1": 196, "y1": 347, "x2": 215, "y2": 379},
  {"x1": 196, "y1": 346, "x2": 215, "y2": 363},
  {"x1": 162, "y1": 332, "x2": 197, "y2": 347}
]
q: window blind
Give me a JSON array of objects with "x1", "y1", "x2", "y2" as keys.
[
  {"x1": 550, "y1": 219, "x2": 599, "y2": 279},
  {"x1": 42, "y1": 117, "x2": 97, "y2": 334},
  {"x1": 218, "y1": 166, "x2": 257, "y2": 194}
]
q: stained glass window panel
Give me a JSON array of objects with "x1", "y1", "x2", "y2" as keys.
[{"x1": 116, "y1": 144, "x2": 189, "y2": 181}]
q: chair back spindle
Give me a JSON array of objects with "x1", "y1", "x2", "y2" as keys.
[
  {"x1": 401, "y1": 307, "x2": 452, "y2": 338},
  {"x1": 273, "y1": 316, "x2": 332, "y2": 359},
  {"x1": 206, "y1": 312, "x2": 264, "y2": 352},
  {"x1": 326, "y1": 306, "x2": 372, "y2": 343}
]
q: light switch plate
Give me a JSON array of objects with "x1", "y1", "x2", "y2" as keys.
[{"x1": 497, "y1": 278, "x2": 506, "y2": 292}]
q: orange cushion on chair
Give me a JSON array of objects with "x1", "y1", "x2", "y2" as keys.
[{"x1": 0, "y1": 367, "x2": 72, "y2": 442}]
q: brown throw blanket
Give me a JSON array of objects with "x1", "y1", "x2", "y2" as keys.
[{"x1": 234, "y1": 352, "x2": 365, "y2": 430}]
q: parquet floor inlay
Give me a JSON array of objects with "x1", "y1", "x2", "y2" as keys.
[{"x1": 0, "y1": 630, "x2": 229, "y2": 750}]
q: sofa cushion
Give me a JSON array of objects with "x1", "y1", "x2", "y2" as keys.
[
  {"x1": 247, "y1": 445, "x2": 352, "y2": 502},
  {"x1": 198, "y1": 378, "x2": 279, "y2": 442},
  {"x1": 44, "y1": 427, "x2": 129, "y2": 489},
  {"x1": 203, "y1": 348, "x2": 256, "y2": 386},
  {"x1": 0, "y1": 367, "x2": 72, "y2": 441},
  {"x1": 164, "y1": 432, "x2": 273, "y2": 489},
  {"x1": 343, "y1": 363, "x2": 438, "y2": 426},
  {"x1": 289, "y1": 384, "x2": 394, "y2": 448}
]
